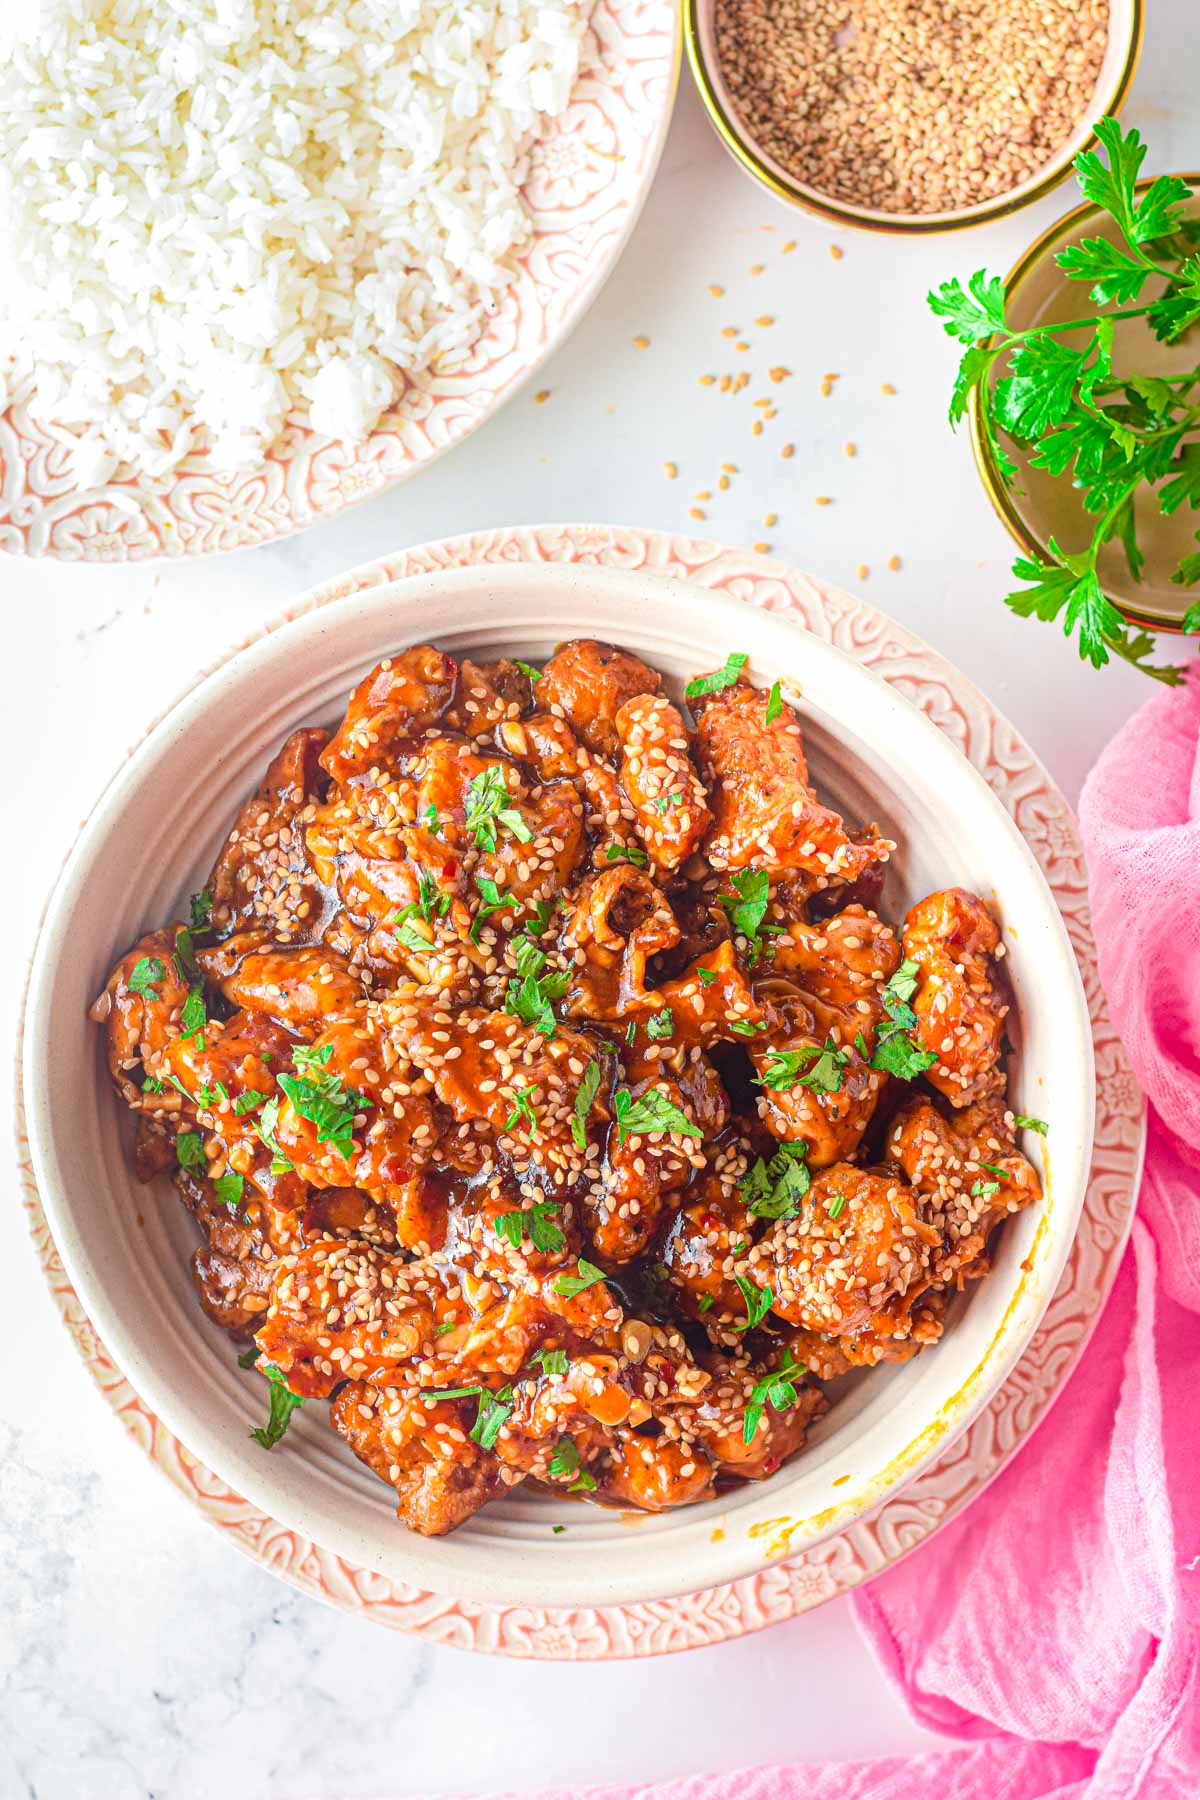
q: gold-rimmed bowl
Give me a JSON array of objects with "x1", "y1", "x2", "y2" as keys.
[
  {"x1": 969, "y1": 175, "x2": 1200, "y2": 634},
  {"x1": 685, "y1": 0, "x2": 1143, "y2": 235}
]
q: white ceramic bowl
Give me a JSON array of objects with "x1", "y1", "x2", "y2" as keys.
[{"x1": 22, "y1": 562, "x2": 1094, "y2": 1610}]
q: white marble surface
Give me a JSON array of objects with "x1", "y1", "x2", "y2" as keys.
[{"x1": 3, "y1": 16, "x2": 1196, "y2": 1797}]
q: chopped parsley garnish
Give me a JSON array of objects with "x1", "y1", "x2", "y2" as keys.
[
  {"x1": 571, "y1": 1060, "x2": 601, "y2": 1152},
  {"x1": 548, "y1": 1436, "x2": 581, "y2": 1478},
  {"x1": 718, "y1": 868, "x2": 781, "y2": 962},
  {"x1": 278, "y1": 1048, "x2": 367, "y2": 1161},
  {"x1": 127, "y1": 955, "x2": 165, "y2": 998},
  {"x1": 494, "y1": 1200, "x2": 565, "y2": 1255},
  {"x1": 470, "y1": 1385, "x2": 515, "y2": 1452},
  {"x1": 179, "y1": 986, "x2": 207, "y2": 1040},
  {"x1": 470, "y1": 876, "x2": 517, "y2": 943},
  {"x1": 423, "y1": 803, "x2": 440, "y2": 834},
  {"x1": 465, "y1": 765, "x2": 532, "y2": 852},
  {"x1": 527, "y1": 897, "x2": 560, "y2": 938},
  {"x1": 761, "y1": 1037, "x2": 849, "y2": 1096},
  {"x1": 742, "y1": 1141, "x2": 811, "y2": 1219},
  {"x1": 729, "y1": 1019, "x2": 766, "y2": 1038},
  {"x1": 764, "y1": 680, "x2": 783, "y2": 724},
  {"x1": 553, "y1": 1258, "x2": 606, "y2": 1299},
  {"x1": 605, "y1": 841, "x2": 649, "y2": 868},
  {"x1": 827, "y1": 1191, "x2": 847, "y2": 1221},
  {"x1": 685, "y1": 652, "x2": 747, "y2": 699},
  {"x1": 393, "y1": 869, "x2": 450, "y2": 951},
  {"x1": 652, "y1": 791, "x2": 683, "y2": 814},
  {"x1": 434, "y1": 1320, "x2": 456, "y2": 1337},
  {"x1": 733, "y1": 1274, "x2": 774, "y2": 1333},
  {"x1": 503, "y1": 1083, "x2": 541, "y2": 1137},
  {"x1": 142, "y1": 1076, "x2": 164, "y2": 1094},
  {"x1": 979, "y1": 1163, "x2": 1011, "y2": 1180},
  {"x1": 697, "y1": 1293, "x2": 715, "y2": 1314},
  {"x1": 423, "y1": 1384, "x2": 485, "y2": 1402},
  {"x1": 612, "y1": 1086, "x2": 701, "y2": 1145},
  {"x1": 513, "y1": 659, "x2": 543, "y2": 682},
  {"x1": 249, "y1": 1361, "x2": 306, "y2": 1450},
  {"x1": 213, "y1": 1171, "x2": 244, "y2": 1211},
  {"x1": 189, "y1": 889, "x2": 213, "y2": 931},
  {"x1": 1014, "y1": 1114, "x2": 1049, "y2": 1136},
  {"x1": 237, "y1": 1347, "x2": 259, "y2": 1369},
  {"x1": 195, "y1": 1081, "x2": 228, "y2": 1109},
  {"x1": 970, "y1": 1179, "x2": 1000, "y2": 1199},
  {"x1": 233, "y1": 1090, "x2": 266, "y2": 1116},
  {"x1": 570, "y1": 1469, "x2": 597, "y2": 1493},
  {"x1": 532, "y1": 1348, "x2": 570, "y2": 1376},
  {"x1": 505, "y1": 937, "x2": 570, "y2": 1037},
  {"x1": 743, "y1": 1347, "x2": 805, "y2": 1445},
  {"x1": 625, "y1": 1020, "x2": 637, "y2": 1045},
  {"x1": 175, "y1": 1131, "x2": 206, "y2": 1173},
  {"x1": 646, "y1": 1007, "x2": 675, "y2": 1041},
  {"x1": 172, "y1": 927, "x2": 199, "y2": 986},
  {"x1": 255, "y1": 1095, "x2": 293, "y2": 1173},
  {"x1": 871, "y1": 959, "x2": 938, "y2": 1082},
  {"x1": 697, "y1": 967, "x2": 717, "y2": 986}
]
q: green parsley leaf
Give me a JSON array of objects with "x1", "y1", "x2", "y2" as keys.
[
  {"x1": 883, "y1": 959, "x2": 921, "y2": 1006},
  {"x1": 569, "y1": 1470, "x2": 597, "y2": 1493},
  {"x1": 503, "y1": 1083, "x2": 541, "y2": 1137},
  {"x1": 729, "y1": 1019, "x2": 766, "y2": 1038},
  {"x1": 470, "y1": 876, "x2": 517, "y2": 943},
  {"x1": 743, "y1": 1347, "x2": 805, "y2": 1445},
  {"x1": 612, "y1": 1086, "x2": 701, "y2": 1145},
  {"x1": 605, "y1": 841, "x2": 649, "y2": 868},
  {"x1": 189, "y1": 890, "x2": 213, "y2": 931},
  {"x1": 250, "y1": 1361, "x2": 306, "y2": 1450},
  {"x1": 532, "y1": 1348, "x2": 570, "y2": 1376},
  {"x1": 278, "y1": 1050, "x2": 367, "y2": 1160},
  {"x1": 827, "y1": 1191, "x2": 847, "y2": 1221},
  {"x1": 494, "y1": 1200, "x2": 565, "y2": 1255},
  {"x1": 465, "y1": 765, "x2": 532, "y2": 852},
  {"x1": 742, "y1": 1142, "x2": 811, "y2": 1220},
  {"x1": 697, "y1": 1293, "x2": 715, "y2": 1314},
  {"x1": 172, "y1": 927, "x2": 198, "y2": 987},
  {"x1": 142, "y1": 1076, "x2": 164, "y2": 1094},
  {"x1": 697, "y1": 968, "x2": 717, "y2": 986},
  {"x1": 233, "y1": 1090, "x2": 267, "y2": 1116},
  {"x1": 527, "y1": 897, "x2": 560, "y2": 937},
  {"x1": 927, "y1": 269, "x2": 1007, "y2": 345},
  {"x1": 970, "y1": 1179, "x2": 1000, "y2": 1199},
  {"x1": 127, "y1": 956, "x2": 165, "y2": 999},
  {"x1": 423, "y1": 1384, "x2": 485, "y2": 1402},
  {"x1": 764, "y1": 680, "x2": 783, "y2": 724},
  {"x1": 646, "y1": 1007, "x2": 675, "y2": 1042},
  {"x1": 513, "y1": 660, "x2": 543, "y2": 681},
  {"x1": 237, "y1": 1347, "x2": 260, "y2": 1370},
  {"x1": 1056, "y1": 236, "x2": 1151, "y2": 306},
  {"x1": 1074, "y1": 119, "x2": 1191, "y2": 247},
  {"x1": 548, "y1": 1436, "x2": 581, "y2": 1478},
  {"x1": 213, "y1": 1170, "x2": 244, "y2": 1211},
  {"x1": 179, "y1": 986, "x2": 207, "y2": 1039},
  {"x1": 652, "y1": 791, "x2": 683, "y2": 814},
  {"x1": 732, "y1": 1274, "x2": 773, "y2": 1333},
  {"x1": 979, "y1": 1163, "x2": 1011, "y2": 1180},
  {"x1": 470, "y1": 1385, "x2": 515, "y2": 1452},
  {"x1": 719, "y1": 867, "x2": 780, "y2": 961},
  {"x1": 685, "y1": 652, "x2": 748, "y2": 699},
  {"x1": 786, "y1": 1037, "x2": 849, "y2": 1095},
  {"x1": 434, "y1": 1320, "x2": 456, "y2": 1337},
  {"x1": 1014, "y1": 1114, "x2": 1048, "y2": 1136},
  {"x1": 255, "y1": 1095, "x2": 293, "y2": 1174},
  {"x1": 756, "y1": 1051, "x2": 802, "y2": 1091},
  {"x1": 552, "y1": 1258, "x2": 606, "y2": 1299},
  {"x1": 504, "y1": 937, "x2": 570, "y2": 1037},
  {"x1": 571, "y1": 1060, "x2": 601, "y2": 1152},
  {"x1": 423, "y1": 803, "x2": 440, "y2": 834},
  {"x1": 176, "y1": 1131, "x2": 206, "y2": 1173},
  {"x1": 871, "y1": 957, "x2": 938, "y2": 1082}
]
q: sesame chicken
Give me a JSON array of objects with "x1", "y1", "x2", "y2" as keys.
[{"x1": 91, "y1": 639, "x2": 1041, "y2": 1532}]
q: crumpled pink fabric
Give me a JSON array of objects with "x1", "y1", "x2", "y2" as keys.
[{"x1": 466, "y1": 674, "x2": 1200, "y2": 1800}]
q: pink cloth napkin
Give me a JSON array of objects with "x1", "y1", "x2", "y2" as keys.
[{"x1": 472, "y1": 674, "x2": 1200, "y2": 1800}]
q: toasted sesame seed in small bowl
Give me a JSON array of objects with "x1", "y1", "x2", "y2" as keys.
[{"x1": 685, "y1": 0, "x2": 1143, "y2": 233}]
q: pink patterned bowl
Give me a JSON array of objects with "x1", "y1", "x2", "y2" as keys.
[
  {"x1": 0, "y1": 0, "x2": 678, "y2": 564},
  {"x1": 21, "y1": 559, "x2": 1094, "y2": 1613}
]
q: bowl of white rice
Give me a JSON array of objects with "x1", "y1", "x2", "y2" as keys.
[{"x1": 0, "y1": 0, "x2": 679, "y2": 560}]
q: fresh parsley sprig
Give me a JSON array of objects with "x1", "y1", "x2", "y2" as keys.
[
  {"x1": 743, "y1": 1347, "x2": 805, "y2": 1446},
  {"x1": 930, "y1": 118, "x2": 1200, "y2": 682}
]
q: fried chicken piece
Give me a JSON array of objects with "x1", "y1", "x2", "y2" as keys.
[
  {"x1": 331, "y1": 1383, "x2": 506, "y2": 1536},
  {"x1": 254, "y1": 1239, "x2": 439, "y2": 1397},
  {"x1": 751, "y1": 987, "x2": 882, "y2": 1170},
  {"x1": 615, "y1": 693, "x2": 712, "y2": 874},
  {"x1": 681, "y1": 1349, "x2": 828, "y2": 1480},
  {"x1": 538, "y1": 638, "x2": 661, "y2": 758},
  {"x1": 175, "y1": 1166, "x2": 277, "y2": 1336},
  {"x1": 753, "y1": 1164, "x2": 940, "y2": 1350},
  {"x1": 887, "y1": 1093, "x2": 1041, "y2": 1289},
  {"x1": 562, "y1": 866, "x2": 680, "y2": 1017},
  {"x1": 593, "y1": 1056, "x2": 726, "y2": 1262},
  {"x1": 661, "y1": 1174, "x2": 756, "y2": 1324},
  {"x1": 206, "y1": 943, "x2": 364, "y2": 1022},
  {"x1": 207, "y1": 727, "x2": 329, "y2": 942},
  {"x1": 598, "y1": 1428, "x2": 716, "y2": 1511},
  {"x1": 782, "y1": 1294, "x2": 948, "y2": 1380},
  {"x1": 90, "y1": 925, "x2": 193, "y2": 1112},
  {"x1": 903, "y1": 888, "x2": 1008, "y2": 1108},
  {"x1": 692, "y1": 678, "x2": 892, "y2": 882},
  {"x1": 442, "y1": 658, "x2": 531, "y2": 739},
  {"x1": 320, "y1": 647, "x2": 457, "y2": 785}
]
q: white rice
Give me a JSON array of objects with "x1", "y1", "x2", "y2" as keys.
[{"x1": 0, "y1": 0, "x2": 588, "y2": 482}]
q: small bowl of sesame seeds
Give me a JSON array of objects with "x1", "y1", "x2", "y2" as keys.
[
  {"x1": 686, "y1": 0, "x2": 1142, "y2": 232},
  {"x1": 23, "y1": 552, "x2": 1096, "y2": 1613}
]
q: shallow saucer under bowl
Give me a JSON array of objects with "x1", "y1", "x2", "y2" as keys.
[{"x1": 22, "y1": 556, "x2": 1094, "y2": 1614}]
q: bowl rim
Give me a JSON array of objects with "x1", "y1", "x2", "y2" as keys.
[
  {"x1": 683, "y1": 0, "x2": 1144, "y2": 235},
  {"x1": 20, "y1": 557, "x2": 1096, "y2": 1610},
  {"x1": 968, "y1": 170, "x2": 1200, "y2": 633}
]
